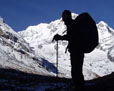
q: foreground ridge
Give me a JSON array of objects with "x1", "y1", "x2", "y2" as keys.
[{"x1": 0, "y1": 68, "x2": 114, "y2": 91}]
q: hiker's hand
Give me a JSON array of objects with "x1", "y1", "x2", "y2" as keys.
[{"x1": 53, "y1": 34, "x2": 61, "y2": 41}]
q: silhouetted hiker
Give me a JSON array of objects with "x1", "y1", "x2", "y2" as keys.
[{"x1": 53, "y1": 10, "x2": 98, "y2": 91}]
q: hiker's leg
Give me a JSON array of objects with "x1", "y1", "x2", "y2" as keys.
[{"x1": 70, "y1": 52, "x2": 85, "y2": 90}]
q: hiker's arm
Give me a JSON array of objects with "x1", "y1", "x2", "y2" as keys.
[
  {"x1": 53, "y1": 34, "x2": 68, "y2": 41},
  {"x1": 60, "y1": 35, "x2": 68, "y2": 40}
]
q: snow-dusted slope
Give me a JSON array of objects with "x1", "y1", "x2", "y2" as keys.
[
  {"x1": 0, "y1": 16, "x2": 56, "y2": 76},
  {"x1": 18, "y1": 19, "x2": 71, "y2": 77},
  {"x1": 18, "y1": 13, "x2": 114, "y2": 80}
]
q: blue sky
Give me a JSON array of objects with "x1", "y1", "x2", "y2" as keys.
[{"x1": 0, "y1": 0, "x2": 114, "y2": 31}]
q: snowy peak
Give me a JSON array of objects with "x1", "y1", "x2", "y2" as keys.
[
  {"x1": 18, "y1": 14, "x2": 114, "y2": 51},
  {"x1": 97, "y1": 21, "x2": 114, "y2": 33},
  {"x1": 97, "y1": 21, "x2": 114, "y2": 34},
  {"x1": 19, "y1": 13, "x2": 78, "y2": 41},
  {"x1": 97, "y1": 21, "x2": 114, "y2": 51},
  {"x1": 20, "y1": 23, "x2": 49, "y2": 39},
  {"x1": 98, "y1": 21, "x2": 108, "y2": 27}
]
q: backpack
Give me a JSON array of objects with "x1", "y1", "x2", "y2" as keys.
[{"x1": 75, "y1": 12, "x2": 99, "y2": 53}]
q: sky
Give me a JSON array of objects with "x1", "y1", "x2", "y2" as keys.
[{"x1": 0, "y1": 0, "x2": 114, "y2": 31}]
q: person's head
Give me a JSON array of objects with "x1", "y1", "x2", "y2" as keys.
[{"x1": 62, "y1": 10, "x2": 72, "y2": 24}]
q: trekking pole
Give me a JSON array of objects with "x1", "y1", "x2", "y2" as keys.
[{"x1": 56, "y1": 40, "x2": 58, "y2": 78}]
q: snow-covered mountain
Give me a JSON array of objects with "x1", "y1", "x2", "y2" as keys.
[
  {"x1": 18, "y1": 13, "x2": 114, "y2": 80},
  {"x1": 0, "y1": 16, "x2": 57, "y2": 76}
]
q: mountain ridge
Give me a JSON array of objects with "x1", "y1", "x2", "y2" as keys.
[
  {"x1": 18, "y1": 13, "x2": 114, "y2": 80},
  {"x1": 0, "y1": 13, "x2": 114, "y2": 80},
  {"x1": 0, "y1": 16, "x2": 56, "y2": 77}
]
